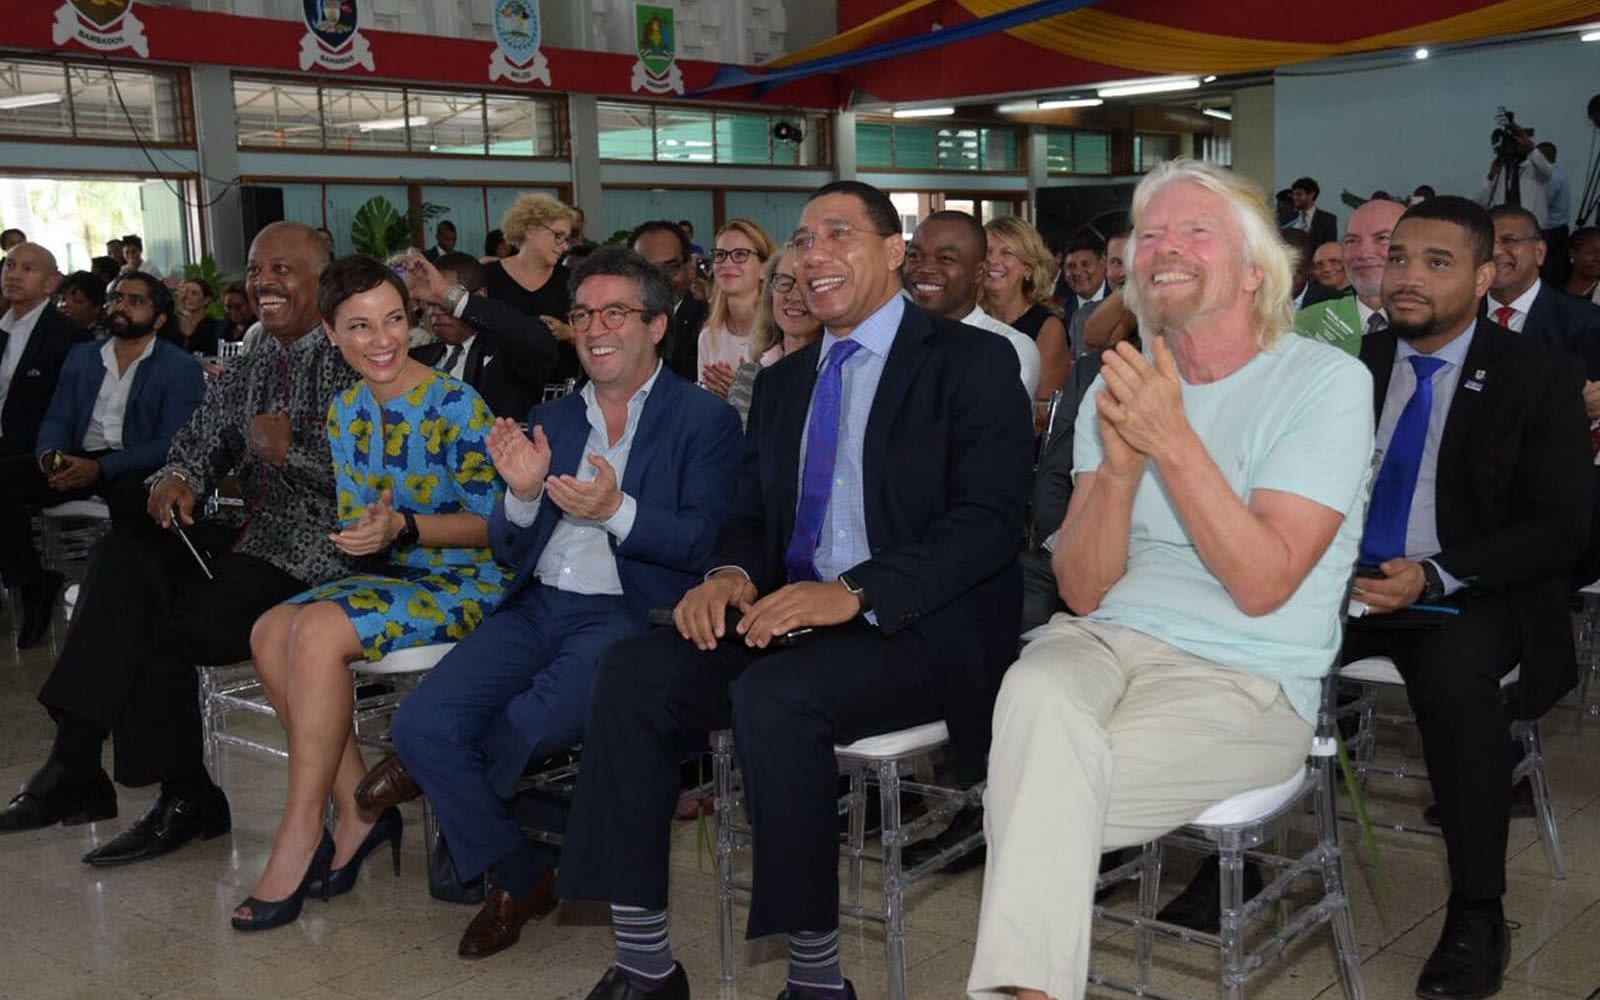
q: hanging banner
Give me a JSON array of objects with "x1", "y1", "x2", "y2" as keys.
[
  {"x1": 631, "y1": 4, "x2": 684, "y2": 95},
  {"x1": 299, "y1": 0, "x2": 375, "y2": 73},
  {"x1": 51, "y1": 0, "x2": 150, "y2": 58},
  {"x1": 489, "y1": 0, "x2": 551, "y2": 86}
]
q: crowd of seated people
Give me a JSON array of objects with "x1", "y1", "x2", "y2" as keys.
[{"x1": 0, "y1": 156, "x2": 1598, "y2": 1000}]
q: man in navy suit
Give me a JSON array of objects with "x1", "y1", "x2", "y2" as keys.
[
  {"x1": 353, "y1": 246, "x2": 742, "y2": 962},
  {"x1": 0, "y1": 242, "x2": 91, "y2": 647},
  {"x1": 556, "y1": 180, "x2": 1034, "y2": 1000}
]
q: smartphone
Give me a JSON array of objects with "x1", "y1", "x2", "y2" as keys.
[
  {"x1": 695, "y1": 257, "x2": 712, "y2": 279},
  {"x1": 772, "y1": 627, "x2": 816, "y2": 647},
  {"x1": 172, "y1": 518, "x2": 215, "y2": 581},
  {"x1": 1355, "y1": 563, "x2": 1384, "y2": 579},
  {"x1": 648, "y1": 606, "x2": 676, "y2": 627}
]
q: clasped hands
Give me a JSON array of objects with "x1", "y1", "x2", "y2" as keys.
[
  {"x1": 331, "y1": 487, "x2": 404, "y2": 556},
  {"x1": 673, "y1": 571, "x2": 861, "y2": 651},
  {"x1": 1094, "y1": 335, "x2": 1192, "y2": 478},
  {"x1": 1348, "y1": 558, "x2": 1426, "y2": 615},
  {"x1": 41, "y1": 453, "x2": 98, "y2": 492},
  {"x1": 485, "y1": 417, "x2": 622, "y2": 521}
]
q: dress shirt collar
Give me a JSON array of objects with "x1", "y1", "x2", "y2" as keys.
[
  {"x1": 816, "y1": 293, "x2": 903, "y2": 368},
  {"x1": 100, "y1": 334, "x2": 156, "y2": 371},
  {"x1": 1075, "y1": 281, "x2": 1107, "y2": 309},
  {"x1": 1486, "y1": 278, "x2": 1541, "y2": 319},
  {"x1": 580, "y1": 357, "x2": 663, "y2": 416},
  {"x1": 1397, "y1": 319, "x2": 1476, "y2": 370},
  {"x1": 1356, "y1": 299, "x2": 1385, "y2": 331},
  {"x1": 0, "y1": 299, "x2": 47, "y2": 334}
]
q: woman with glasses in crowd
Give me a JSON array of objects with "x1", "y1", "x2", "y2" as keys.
[
  {"x1": 727, "y1": 248, "x2": 823, "y2": 427},
  {"x1": 697, "y1": 218, "x2": 776, "y2": 399},
  {"x1": 982, "y1": 217, "x2": 1071, "y2": 408},
  {"x1": 484, "y1": 194, "x2": 579, "y2": 390},
  {"x1": 233, "y1": 256, "x2": 506, "y2": 933}
]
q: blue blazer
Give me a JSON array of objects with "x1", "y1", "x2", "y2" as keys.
[
  {"x1": 35, "y1": 336, "x2": 207, "y2": 482},
  {"x1": 488, "y1": 365, "x2": 743, "y2": 623}
]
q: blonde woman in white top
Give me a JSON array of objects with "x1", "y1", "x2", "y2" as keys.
[{"x1": 696, "y1": 218, "x2": 776, "y2": 398}]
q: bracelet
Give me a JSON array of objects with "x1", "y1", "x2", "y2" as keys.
[
  {"x1": 444, "y1": 283, "x2": 468, "y2": 316},
  {"x1": 156, "y1": 468, "x2": 200, "y2": 494}
]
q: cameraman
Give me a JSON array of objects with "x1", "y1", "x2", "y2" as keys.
[{"x1": 1475, "y1": 119, "x2": 1555, "y2": 226}]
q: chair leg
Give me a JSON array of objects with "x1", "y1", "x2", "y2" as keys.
[
  {"x1": 713, "y1": 731, "x2": 738, "y2": 984},
  {"x1": 1217, "y1": 842, "x2": 1247, "y2": 1000},
  {"x1": 1518, "y1": 722, "x2": 1567, "y2": 880},
  {"x1": 1134, "y1": 839, "x2": 1162, "y2": 988},
  {"x1": 846, "y1": 764, "x2": 867, "y2": 911},
  {"x1": 1316, "y1": 756, "x2": 1366, "y2": 1000},
  {"x1": 878, "y1": 758, "x2": 908, "y2": 1000}
]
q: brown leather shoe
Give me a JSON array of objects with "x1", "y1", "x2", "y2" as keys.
[
  {"x1": 354, "y1": 754, "x2": 422, "y2": 813},
  {"x1": 457, "y1": 869, "x2": 558, "y2": 959}
]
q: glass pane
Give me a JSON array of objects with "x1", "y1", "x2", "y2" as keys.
[
  {"x1": 65, "y1": 63, "x2": 181, "y2": 143},
  {"x1": 935, "y1": 127, "x2": 980, "y2": 171},
  {"x1": 0, "y1": 60, "x2": 71, "y2": 139},
  {"x1": 410, "y1": 90, "x2": 485, "y2": 155},
  {"x1": 715, "y1": 111, "x2": 772, "y2": 165},
  {"x1": 527, "y1": 97, "x2": 560, "y2": 157},
  {"x1": 856, "y1": 121, "x2": 893, "y2": 168},
  {"x1": 597, "y1": 100, "x2": 654, "y2": 160},
  {"x1": 485, "y1": 95, "x2": 537, "y2": 157},
  {"x1": 234, "y1": 77, "x2": 323, "y2": 149},
  {"x1": 980, "y1": 128, "x2": 1017, "y2": 171},
  {"x1": 1045, "y1": 129, "x2": 1073, "y2": 174},
  {"x1": 895, "y1": 124, "x2": 937, "y2": 169},
  {"x1": 1136, "y1": 132, "x2": 1179, "y2": 172},
  {"x1": 655, "y1": 106, "x2": 714, "y2": 163},
  {"x1": 1074, "y1": 131, "x2": 1110, "y2": 174},
  {"x1": 321, "y1": 85, "x2": 413, "y2": 152}
]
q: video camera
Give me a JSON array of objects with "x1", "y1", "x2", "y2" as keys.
[{"x1": 1491, "y1": 107, "x2": 1533, "y2": 163}]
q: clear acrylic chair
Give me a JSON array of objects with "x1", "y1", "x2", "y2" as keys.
[
  {"x1": 711, "y1": 721, "x2": 985, "y2": 1000},
  {"x1": 1090, "y1": 675, "x2": 1365, "y2": 1000}
]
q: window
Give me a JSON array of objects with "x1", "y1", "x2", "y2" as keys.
[
  {"x1": 854, "y1": 120, "x2": 1019, "y2": 172},
  {"x1": 233, "y1": 76, "x2": 562, "y2": 157},
  {"x1": 1045, "y1": 129, "x2": 1111, "y2": 175},
  {"x1": 596, "y1": 100, "x2": 829, "y2": 166},
  {"x1": 1134, "y1": 132, "x2": 1181, "y2": 173},
  {"x1": 0, "y1": 58, "x2": 187, "y2": 143}
]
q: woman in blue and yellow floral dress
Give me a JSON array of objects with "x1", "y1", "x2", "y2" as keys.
[{"x1": 233, "y1": 256, "x2": 507, "y2": 932}]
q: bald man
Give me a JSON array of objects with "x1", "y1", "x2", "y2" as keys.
[
  {"x1": 1, "y1": 223, "x2": 362, "y2": 869},
  {"x1": 0, "y1": 242, "x2": 90, "y2": 646},
  {"x1": 1294, "y1": 198, "x2": 1407, "y2": 354}
]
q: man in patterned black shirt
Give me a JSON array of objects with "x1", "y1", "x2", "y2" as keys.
[{"x1": 0, "y1": 223, "x2": 361, "y2": 868}]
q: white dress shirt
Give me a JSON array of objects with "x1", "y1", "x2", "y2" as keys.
[
  {"x1": 959, "y1": 304, "x2": 1042, "y2": 399},
  {"x1": 503, "y1": 361, "x2": 661, "y2": 594},
  {"x1": 1485, "y1": 279, "x2": 1540, "y2": 333},
  {"x1": 0, "y1": 300, "x2": 47, "y2": 416},
  {"x1": 83, "y1": 336, "x2": 156, "y2": 452},
  {"x1": 436, "y1": 334, "x2": 476, "y2": 380}
]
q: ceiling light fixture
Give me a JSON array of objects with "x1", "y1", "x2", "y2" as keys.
[
  {"x1": 1038, "y1": 97, "x2": 1104, "y2": 110},
  {"x1": 0, "y1": 92, "x2": 63, "y2": 110},
  {"x1": 1098, "y1": 77, "x2": 1201, "y2": 98},
  {"x1": 1202, "y1": 75, "x2": 1218, "y2": 83},
  {"x1": 1581, "y1": 29, "x2": 1600, "y2": 42},
  {"x1": 1202, "y1": 108, "x2": 1233, "y2": 121},
  {"x1": 892, "y1": 106, "x2": 955, "y2": 119},
  {"x1": 358, "y1": 115, "x2": 429, "y2": 131},
  {"x1": 1413, "y1": 47, "x2": 1430, "y2": 59},
  {"x1": 996, "y1": 100, "x2": 1038, "y2": 114}
]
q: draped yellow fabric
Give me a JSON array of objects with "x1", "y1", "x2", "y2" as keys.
[
  {"x1": 768, "y1": 0, "x2": 941, "y2": 67},
  {"x1": 956, "y1": 0, "x2": 1600, "y2": 73}
]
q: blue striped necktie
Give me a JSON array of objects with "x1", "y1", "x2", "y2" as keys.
[{"x1": 1360, "y1": 354, "x2": 1446, "y2": 564}]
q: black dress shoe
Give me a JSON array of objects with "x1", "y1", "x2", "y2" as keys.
[
  {"x1": 582, "y1": 963, "x2": 690, "y2": 1000},
  {"x1": 778, "y1": 979, "x2": 856, "y2": 1000},
  {"x1": 1156, "y1": 855, "x2": 1264, "y2": 932},
  {"x1": 16, "y1": 570, "x2": 63, "y2": 650},
  {"x1": 1415, "y1": 907, "x2": 1509, "y2": 999},
  {"x1": 901, "y1": 804, "x2": 985, "y2": 874},
  {"x1": 0, "y1": 761, "x2": 116, "y2": 832},
  {"x1": 81, "y1": 783, "x2": 231, "y2": 867}
]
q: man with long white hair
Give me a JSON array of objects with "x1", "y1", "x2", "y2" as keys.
[{"x1": 967, "y1": 159, "x2": 1375, "y2": 1000}]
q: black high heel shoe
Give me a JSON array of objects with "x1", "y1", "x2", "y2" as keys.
[
  {"x1": 309, "y1": 806, "x2": 403, "y2": 899},
  {"x1": 231, "y1": 829, "x2": 335, "y2": 933}
]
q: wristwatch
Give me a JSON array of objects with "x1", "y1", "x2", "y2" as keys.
[
  {"x1": 838, "y1": 572, "x2": 871, "y2": 616},
  {"x1": 1419, "y1": 561, "x2": 1445, "y2": 602},
  {"x1": 443, "y1": 283, "x2": 468, "y2": 316},
  {"x1": 393, "y1": 510, "x2": 420, "y2": 549}
]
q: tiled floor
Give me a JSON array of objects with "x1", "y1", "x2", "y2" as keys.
[{"x1": 3, "y1": 605, "x2": 1600, "y2": 1000}]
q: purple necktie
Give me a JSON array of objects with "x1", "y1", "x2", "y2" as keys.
[{"x1": 784, "y1": 338, "x2": 863, "y2": 583}]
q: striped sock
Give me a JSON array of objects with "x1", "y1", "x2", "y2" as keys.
[
  {"x1": 787, "y1": 929, "x2": 848, "y2": 998},
  {"x1": 611, "y1": 904, "x2": 675, "y2": 989}
]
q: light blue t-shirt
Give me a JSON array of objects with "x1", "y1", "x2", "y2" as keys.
[{"x1": 1072, "y1": 334, "x2": 1375, "y2": 721}]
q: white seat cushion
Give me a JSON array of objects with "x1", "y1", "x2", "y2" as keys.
[
  {"x1": 834, "y1": 721, "x2": 949, "y2": 759},
  {"x1": 355, "y1": 643, "x2": 455, "y2": 675},
  {"x1": 1191, "y1": 765, "x2": 1310, "y2": 827},
  {"x1": 1342, "y1": 654, "x2": 1519, "y2": 688},
  {"x1": 42, "y1": 498, "x2": 110, "y2": 520}
]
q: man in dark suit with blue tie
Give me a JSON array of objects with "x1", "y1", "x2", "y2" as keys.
[
  {"x1": 556, "y1": 180, "x2": 1035, "y2": 1000},
  {"x1": 1345, "y1": 197, "x2": 1591, "y2": 1000},
  {"x1": 352, "y1": 247, "x2": 743, "y2": 961}
]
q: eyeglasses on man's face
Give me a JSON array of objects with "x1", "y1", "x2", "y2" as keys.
[
  {"x1": 568, "y1": 304, "x2": 649, "y2": 332},
  {"x1": 787, "y1": 220, "x2": 896, "y2": 252}
]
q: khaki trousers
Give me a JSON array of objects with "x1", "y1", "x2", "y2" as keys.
[{"x1": 968, "y1": 618, "x2": 1315, "y2": 1000}]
